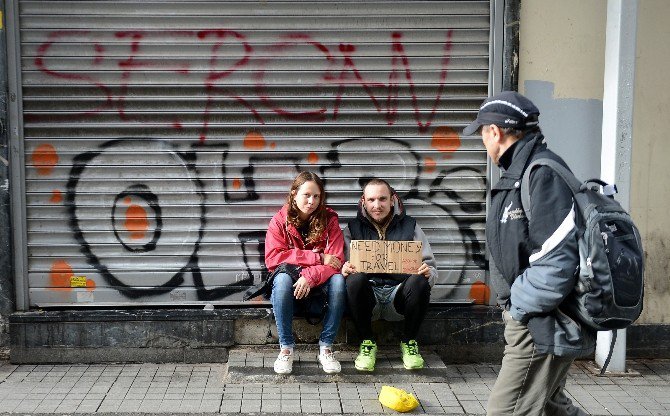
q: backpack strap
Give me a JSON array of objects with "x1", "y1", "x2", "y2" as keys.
[
  {"x1": 520, "y1": 158, "x2": 582, "y2": 222},
  {"x1": 600, "y1": 330, "x2": 617, "y2": 376}
]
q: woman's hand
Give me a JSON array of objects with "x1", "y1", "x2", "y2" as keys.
[
  {"x1": 293, "y1": 276, "x2": 311, "y2": 299},
  {"x1": 341, "y1": 261, "x2": 357, "y2": 277},
  {"x1": 417, "y1": 262, "x2": 431, "y2": 278},
  {"x1": 321, "y1": 253, "x2": 342, "y2": 270}
]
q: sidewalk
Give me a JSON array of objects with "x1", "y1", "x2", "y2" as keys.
[{"x1": 0, "y1": 347, "x2": 668, "y2": 415}]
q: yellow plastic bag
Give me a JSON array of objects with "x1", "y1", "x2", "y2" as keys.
[{"x1": 378, "y1": 385, "x2": 420, "y2": 412}]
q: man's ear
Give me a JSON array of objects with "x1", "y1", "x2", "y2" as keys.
[{"x1": 490, "y1": 124, "x2": 503, "y2": 142}]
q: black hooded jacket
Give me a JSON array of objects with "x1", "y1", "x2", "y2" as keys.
[
  {"x1": 486, "y1": 132, "x2": 596, "y2": 357},
  {"x1": 343, "y1": 194, "x2": 438, "y2": 286}
]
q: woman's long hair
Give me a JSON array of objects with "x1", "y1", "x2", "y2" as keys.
[{"x1": 286, "y1": 172, "x2": 327, "y2": 244}]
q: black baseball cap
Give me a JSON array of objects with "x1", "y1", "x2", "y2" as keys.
[{"x1": 463, "y1": 91, "x2": 540, "y2": 136}]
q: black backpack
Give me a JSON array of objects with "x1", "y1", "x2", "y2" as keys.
[{"x1": 521, "y1": 158, "x2": 644, "y2": 333}]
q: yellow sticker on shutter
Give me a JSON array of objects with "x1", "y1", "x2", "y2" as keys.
[{"x1": 70, "y1": 276, "x2": 87, "y2": 288}]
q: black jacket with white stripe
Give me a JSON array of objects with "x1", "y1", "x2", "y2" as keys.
[{"x1": 486, "y1": 132, "x2": 596, "y2": 357}]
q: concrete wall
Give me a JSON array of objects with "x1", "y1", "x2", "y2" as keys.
[
  {"x1": 518, "y1": 0, "x2": 606, "y2": 183},
  {"x1": 519, "y1": 0, "x2": 670, "y2": 325},
  {"x1": 630, "y1": 0, "x2": 670, "y2": 324}
]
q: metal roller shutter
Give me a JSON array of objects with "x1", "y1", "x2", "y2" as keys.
[{"x1": 15, "y1": 0, "x2": 491, "y2": 307}]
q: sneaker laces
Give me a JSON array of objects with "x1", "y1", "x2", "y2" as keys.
[
  {"x1": 405, "y1": 341, "x2": 419, "y2": 356},
  {"x1": 277, "y1": 353, "x2": 292, "y2": 362},
  {"x1": 360, "y1": 344, "x2": 375, "y2": 357},
  {"x1": 320, "y1": 350, "x2": 337, "y2": 362}
]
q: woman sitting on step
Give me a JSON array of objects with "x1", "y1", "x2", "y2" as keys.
[{"x1": 264, "y1": 171, "x2": 346, "y2": 375}]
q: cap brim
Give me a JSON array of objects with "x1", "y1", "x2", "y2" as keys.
[{"x1": 462, "y1": 120, "x2": 482, "y2": 136}]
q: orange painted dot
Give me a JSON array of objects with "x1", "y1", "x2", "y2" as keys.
[
  {"x1": 86, "y1": 279, "x2": 96, "y2": 292},
  {"x1": 469, "y1": 280, "x2": 491, "y2": 305},
  {"x1": 123, "y1": 196, "x2": 132, "y2": 205},
  {"x1": 431, "y1": 126, "x2": 461, "y2": 153},
  {"x1": 307, "y1": 152, "x2": 319, "y2": 164},
  {"x1": 31, "y1": 143, "x2": 59, "y2": 176},
  {"x1": 424, "y1": 157, "x2": 436, "y2": 173},
  {"x1": 124, "y1": 204, "x2": 149, "y2": 240},
  {"x1": 270, "y1": 142, "x2": 276, "y2": 149},
  {"x1": 243, "y1": 131, "x2": 266, "y2": 150},
  {"x1": 49, "y1": 189, "x2": 63, "y2": 204},
  {"x1": 232, "y1": 178, "x2": 242, "y2": 190},
  {"x1": 49, "y1": 260, "x2": 73, "y2": 290}
]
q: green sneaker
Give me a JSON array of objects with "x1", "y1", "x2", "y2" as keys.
[
  {"x1": 400, "y1": 340, "x2": 425, "y2": 370},
  {"x1": 354, "y1": 340, "x2": 377, "y2": 372}
]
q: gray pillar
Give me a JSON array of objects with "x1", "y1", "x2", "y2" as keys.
[
  {"x1": 597, "y1": 0, "x2": 638, "y2": 373},
  {"x1": 0, "y1": 0, "x2": 16, "y2": 348}
]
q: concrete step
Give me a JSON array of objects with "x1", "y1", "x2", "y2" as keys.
[{"x1": 225, "y1": 346, "x2": 449, "y2": 383}]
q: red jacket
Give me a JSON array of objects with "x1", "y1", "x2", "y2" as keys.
[{"x1": 265, "y1": 205, "x2": 345, "y2": 288}]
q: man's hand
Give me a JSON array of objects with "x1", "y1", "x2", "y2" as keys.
[
  {"x1": 417, "y1": 263, "x2": 431, "y2": 278},
  {"x1": 293, "y1": 276, "x2": 311, "y2": 299},
  {"x1": 341, "y1": 261, "x2": 357, "y2": 277},
  {"x1": 322, "y1": 253, "x2": 342, "y2": 270}
]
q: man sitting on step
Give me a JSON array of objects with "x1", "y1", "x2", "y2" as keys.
[{"x1": 341, "y1": 178, "x2": 438, "y2": 372}]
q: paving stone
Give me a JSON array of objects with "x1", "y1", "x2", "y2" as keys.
[
  {"x1": 97, "y1": 398, "x2": 122, "y2": 412},
  {"x1": 444, "y1": 406, "x2": 466, "y2": 414},
  {"x1": 75, "y1": 404, "x2": 100, "y2": 413},
  {"x1": 262, "y1": 393, "x2": 282, "y2": 402},
  {"x1": 321, "y1": 398, "x2": 343, "y2": 413},
  {"x1": 339, "y1": 389, "x2": 360, "y2": 399},
  {"x1": 362, "y1": 398, "x2": 384, "y2": 413},
  {"x1": 35, "y1": 401, "x2": 61, "y2": 413},
  {"x1": 281, "y1": 399, "x2": 302, "y2": 412},
  {"x1": 164, "y1": 392, "x2": 185, "y2": 400},
  {"x1": 138, "y1": 399, "x2": 163, "y2": 412},
  {"x1": 55, "y1": 401, "x2": 83, "y2": 413},
  {"x1": 300, "y1": 384, "x2": 320, "y2": 393},
  {"x1": 156, "y1": 399, "x2": 180, "y2": 412},
  {"x1": 261, "y1": 398, "x2": 282, "y2": 412},
  {"x1": 199, "y1": 400, "x2": 221, "y2": 412},
  {"x1": 423, "y1": 406, "x2": 447, "y2": 414},
  {"x1": 117, "y1": 399, "x2": 142, "y2": 412},
  {"x1": 460, "y1": 400, "x2": 486, "y2": 415},
  {"x1": 13, "y1": 400, "x2": 41, "y2": 412},
  {"x1": 240, "y1": 398, "x2": 261, "y2": 413},
  {"x1": 183, "y1": 392, "x2": 204, "y2": 400},
  {"x1": 454, "y1": 393, "x2": 478, "y2": 402},
  {"x1": 342, "y1": 398, "x2": 364, "y2": 413},
  {"x1": 179, "y1": 399, "x2": 202, "y2": 412}
]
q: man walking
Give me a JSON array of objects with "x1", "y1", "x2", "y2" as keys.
[
  {"x1": 341, "y1": 178, "x2": 438, "y2": 372},
  {"x1": 463, "y1": 91, "x2": 595, "y2": 415}
]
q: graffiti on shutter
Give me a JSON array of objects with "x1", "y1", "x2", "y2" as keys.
[{"x1": 20, "y1": 1, "x2": 491, "y2": 306}]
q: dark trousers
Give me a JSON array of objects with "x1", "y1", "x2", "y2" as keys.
[
  {"x1": 486, "y1": 310, "x2": 588, "y2": 416},
  {"x1": 346, "y1": 273, "x2": 431, "y2": 342}
]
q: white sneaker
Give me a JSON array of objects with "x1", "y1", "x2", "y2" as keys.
[
  {"x1": 274, "y1": 352, "x2": 293, "y2": 374},
  {"x1": 318, "y1": 349, "x2": 341, "y2": 374}
]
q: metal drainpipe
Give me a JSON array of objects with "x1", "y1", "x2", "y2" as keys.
[{"x1": 598, "y1": 0, "x2": 638, "y2": 374}]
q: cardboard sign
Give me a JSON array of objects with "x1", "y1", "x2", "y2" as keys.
[{"x1": 349, "y1": 240, "x2": 423, "y2": 274}]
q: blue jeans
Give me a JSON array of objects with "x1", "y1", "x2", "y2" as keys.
[{"x1": 270, "y1": 272, "x2": 346, "y2": 349}]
